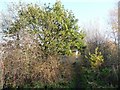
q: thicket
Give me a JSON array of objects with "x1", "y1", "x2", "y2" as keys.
[{"x1": 0, "y1": 1, "x2": 119, "y2": 89}]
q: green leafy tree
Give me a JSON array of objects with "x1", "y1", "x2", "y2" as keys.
[{"x1": 4, "y1": 1, "x2": 86, "y2": 56}]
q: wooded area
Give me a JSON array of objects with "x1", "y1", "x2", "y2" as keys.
[{"x1": 0, "y1": 1, "x2": 119, "y2": 89}]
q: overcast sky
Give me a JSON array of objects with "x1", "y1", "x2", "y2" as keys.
[{"x1": 0, "y1": 0, "x2": 118, "y2": 41}]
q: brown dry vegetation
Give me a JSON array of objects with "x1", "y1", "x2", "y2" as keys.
[{"x1": 0, "y1": 40, "x2": 76, "y2": 88}]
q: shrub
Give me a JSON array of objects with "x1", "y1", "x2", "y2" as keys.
[
  {"x1": 1, "y1": 41, "x2": 76, "y2": 88},
  {"x1": 86, "y1": 47, "x2": 104, "y2": 69}
]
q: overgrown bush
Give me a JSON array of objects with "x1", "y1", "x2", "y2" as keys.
[
  {"x1": 1, "y1": 41, "x2": 76, "y2": 88},
  {"x1": 78, "y1": 47, "x2": 118, "y2": 88}
]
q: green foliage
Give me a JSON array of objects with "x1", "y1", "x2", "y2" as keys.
[
  {"x1": 86, "y1": 47, "x2": 104, "y2": 69},
  {"x1": 6, "y1": 1, "x2": 86, "y2": 56},
  {"x1": 1, "y1": 1, "x2": 119, "y2": 89},
  {"x1": 79, "y1": 67, "x2": 118, "y2": 88},
  {"x1": 80, "y1": 47, "x2": 118, "y2": 88}
]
